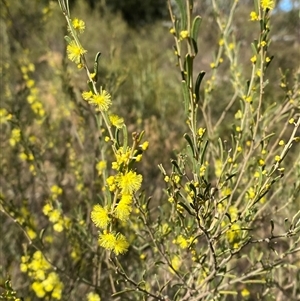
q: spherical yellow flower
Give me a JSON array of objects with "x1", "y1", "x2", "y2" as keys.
[
  {"x1": 82, "y1": 90, "x2": 93, "y2": 100},
  {"x1": 96, "y1": 160, "x2": 107, "y2": 175},
  {"x1": 89, "y1": 90, "x2": 112, "y2": 112},
  {"x1": 87, "y1": 292, "x2": 101, "y2": 301},
  {"x1": 109, "y1": 114, "x2": 124, "y2": 128},
  {"x1": 91, "y1": 204, "x2": 110, "y2": 229},
  {"x1": 198, "y1": 127, "x2": 206, "y2": 137},
  {"x1": 118, "y1": 171, "x2": 142, "y2": 195},
  {"x1": 113, "y1": 233, "x2": 129, "y2": 255},
  {"x1": 50, "y1": 185, "x2": 63, "y2": 197},
  {"x1": 0, "y1": 108, "x2": 12, "y2": 123},
  {"x1": 106, "y1": 176, "x2": 116, "y2": 191},
  {"x1": 98, "y1": 232, "x2": 116, "y2": 250},
  {"x1": 67, "y1": 40, "x2": 87, "y2": 64},
  {"x1": 141, "y1": 141, "x2": 149, "y2": 151},
  {"x1": 9, "y1": 128, "x2": 21, "y2": 147},
  {"x1": 170, "y1": 255, "x2": 181, "y2": 273},
  {"x1": 261, "y1": 0, "x2": 275, "y2": 10},
  {"x1": 226, "y1": 223, "x2": 241, "y2": 243},
  {"x1": 250, "y1": 11, "x2": 259, "y2": 21},
  {"x1": 250, "y1": 55, "x2": 257, "y2": 64},
  {"x1": 72, "y1": 18, "x2": 85, "y2": 33},
  {"x1": 53, "y1": 221, "x2": 64, "y2": 232},
  {"x1": 48, "y1": 209, "x2": 61, "y2": 223},
  {"x1": 180, "y1": 30, "x2": 189, "y2": 39},
  {"x1": 26, "y1": 227, "x2": 37, "y2": 240},
  {"x1": 32, "y1": 281, "x2": 45, "y2": 298},
  {"x1": 52, "y1": 283, "x2": 63, "y2": 300},
  {"x1": 114, "y1": 197, "x2": 132, "y2": 221},
  {"x1": 275, "y1": 155, "x2": 281, "y2": 162},
  {"x1": 174, "y1": 235, "x2": 189, "y2": 249},
  {"x1": 20, "y1": 263, "x2": 28, "y2": 273},
  {"x1": 241, "y1": 288, "x2": 250, "y2": 297}
]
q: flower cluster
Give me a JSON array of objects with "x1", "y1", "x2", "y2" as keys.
[
  {"x1": 43, "y1": 186, "x2": 71, "y2": 232},
  {"x1": 98, "y1": 231, "x2": 129, "y2": 255},
  {"x1": 20, "y1": 251, "x2": 63, "y2": 299},
  {"x1": 9, "y1": 128, "x2": 21, "y2": 147},
  {"x1": 0, "y1": 108, "x2": 12, "y2": 124},
  {"x1": 91, "y1": 139, "x2": 148, "y2": 254},
  {"x1": 173, "y1": 234, "x2": 194, "y2": 249},
  {"x1": 64, "y1": 16, "x2": 149, "y2": 256},
  {"x1": 65, "y1": 18, "x2": 87, "y2": 66},
  {"x1": 91, "y1": 166, "x2": 144, "y2": 254},
  {"x1": 21, "y1": 62, "x2": 45, "y2": 120},
  {"x1": 14, "y1": 204, "x2": 37, "y2": 240},
  {"x1": 43, "y1": 202, "x2": 71, "y2": 232},
  {"x1": 222, "y1": 205, "x2": 244, "y2": 248}
]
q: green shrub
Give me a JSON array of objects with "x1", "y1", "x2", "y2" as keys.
[{"x1": 1, "y1": 0, "x2": 299, "y2": 300}]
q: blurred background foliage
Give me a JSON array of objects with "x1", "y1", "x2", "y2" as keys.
[{"x1": 0, "y1": 0, "x2": 299, "y2": 299}]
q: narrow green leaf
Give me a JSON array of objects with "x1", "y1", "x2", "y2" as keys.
[
  {"x1": 251, "y1": 41, "x2": 258, "y2": 55},
  {"x1": 122, "y1": 124, "x2": 128, "y2": 152},
  {"x1": 186, "y1": 145, "x2": 196, "y2": 172},
  {"x1": 270, "y1": 219, "x2": 274, "y2": 234},
  {"x1": 158, "y1": 164, "x2": 167, "y2": 175},
  {"x1": 174, "y1": 285, "x2": 184, "y2": 300},
  {"x1": 219, "y1": 291, "x2": 238, "y2": 295},
  {"x1": 145, "y1": 196, "x2": 152, "y2": 211},
  {"x1": 184, "y1": 133, "x2": 195, "y2": 156},
  {"x1": 218, "y1": 138, "x2": 224, "y2": 162},
  {"x1": 199, "y1": 140, "x2": 209, "y2": 164},
  {"x1": 171, "y1": 159, "x2": 183, "y2": 175},
  {"x1": 224, "y1": 172, "x2": 237, "y2": 182},
  {"x1": 178, "y1": 202, "x2": 194, "y2": 216},
  {"x1": 261, "y1": 132, "x2": 275, "y2": 141},
  {"x1": 181, "y1": 80, "x2": 189, "y2": 115},
  {"x1": 203, "y1": 181, "x2": 211, "y2": 196},
  {"x1": 93, "y1": 52, "x2": 101, "y2": 82},
  {"x1": 218, "y1": 195, "x2": 230, "y2": 204},
  {"x1": 185, "y1": 54, "x2": 193, "y2": 87},
  {"x1": 64, "y1": 35, "x2": 72, "y2": 44},
  {"x1": 291, "y1": 210, "x2": 300, "y2": 228},
  {"x1": 260, "y1": 19, "x2": 265, "y2": 32},
  {"x1": 39, "y1": 228, "x2": 46, "y2": 242},
  {"x1": 114, "y1": 128, "x2": 121, "y2": 148},
  {"x1": 66, "y1": 0, "x2": 70, "y2": 16},
  {"x1": 266, "y1": 55, "x2": 274, "y2": 68},
  {"x1": 263, "y1": 79, "x2": 269, "y2": 88},
  {"x1": 137, "y1": 130, "x2": 145, "y2": 143},
  {"x1": 225, "y1": 212, "x2": 232, "y2": 223},
  {"x1": 87, "y1": 81, "x2": 94, "y2": 93},
  {"x1": 175, "y1": 19, "x2": 181, "y2": 35},
  {"x1": 191, "y1": 15, "x2": 202, "y2": 54},
  {"x1": 105, "y1": 189, "x2": 112, "y2": 204},
  {"x1": 175, "y1": 0, "x2": 187, "y2": 30},
  {"x1": 257, "y1": 251, "x2": 263, "y2": 262},
  {"x1": 189, "y1": 182, "x2": 197, "y2": 196},
  {"x1": 195, "y1": 71, "x2": 205, "y2": 103}
]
